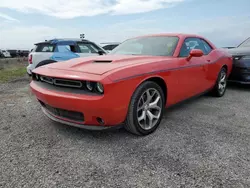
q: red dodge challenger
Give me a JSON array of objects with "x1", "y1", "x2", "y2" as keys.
[{"x1": 30, "y1": 33, "x2": 233, "y2": 135}]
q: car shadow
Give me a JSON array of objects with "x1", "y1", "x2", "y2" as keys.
[
  {"x1": 227, "y1": 82, "x2": 250, "y2": 91},
  {"x1": 52, "y1": 95, "x2": 208, "y2": 140},
  {"x1": 163, "y1": 94, "x2": 208, "y2": 117},
  {"x1": 52, "y1": 121, "x2": 137, "y2": 139}
]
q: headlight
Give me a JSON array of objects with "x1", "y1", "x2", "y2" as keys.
[
  {"x1": 242, "y1": 56, "x2": 250, "y2": 60},
  {"x1": 96, "y1": 82, "x2": 104, "y2": 93},
  {"x1": 85, "y1": 81, "x2": 104, "y2": 94},
  {"x1": 86, "y1": 81, "x2": 94, "y2": 91},
  {"x1": 32, "y1": 73, "x2": 39, "y2": 81},
  {"x1": 35, "y1": 74, "x2": 40, "y2": 80}
]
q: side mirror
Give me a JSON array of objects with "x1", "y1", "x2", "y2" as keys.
[
  {"x1": 98, "y1": 50, "x2": 105, "y2": 55},
  {"x1": 187, "y1": 49, "x2": 203, "y2": 61}
]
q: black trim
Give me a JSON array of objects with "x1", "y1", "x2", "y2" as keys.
[
  {"x1": 39, "y1": 100, "x2": 84, "y2": 122},
  {"x1": 33, "y1": 81, "x2": 102, "y2": 96},
  {"x1": 113, "y1": 55, "x2": 227, "y2": 83}
]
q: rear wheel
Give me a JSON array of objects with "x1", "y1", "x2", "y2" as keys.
[
  {"x1": 125, "y1": 81, "x2": 165, "y2": 136},
  {"x1": 212, "y1": 67, "x2": 227, "y2": 97}
]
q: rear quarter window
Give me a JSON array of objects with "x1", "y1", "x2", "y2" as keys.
[{"x1": 35, "y1": 43, "x2": 55, "y2": 52}]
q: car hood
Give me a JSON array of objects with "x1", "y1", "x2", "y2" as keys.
[
  {"x1": 39, "y1": 54, "x2": 173, "y2": 75},
  {"x1": 226, "y1": 47, "x2": 250, "y2": 56}
]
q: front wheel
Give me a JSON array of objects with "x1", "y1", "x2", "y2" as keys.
[
  {"x1": 212, "y1": 67, "x2": 227, "y2": 97},
  {"x1": 125, "y1": 81, "x2": 165, "y2": 136}
]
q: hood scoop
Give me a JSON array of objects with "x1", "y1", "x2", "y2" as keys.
[{"x1": 93, "y1": 60, "x2": 112, "y2": 63}]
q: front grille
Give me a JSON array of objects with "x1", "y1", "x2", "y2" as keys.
[
  {"x1": 40, "y1": 76, "x2": 53, "y2": 84},
  {"x1": 32, "y1": 73, "x2": 104, "y2": 95},
  {"x1": 40, "y1": 75, "x2": 82, "y2": 88},
  {"x1": 53, "y1": 78, "x2": 83, "y2": 88},
  {"x1": 40, "y1": 101, "x2": 84, "y2": 122}
]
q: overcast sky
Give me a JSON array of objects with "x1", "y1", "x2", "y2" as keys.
[{"x1": 0, "y1": 0, "x2": 249, "y2": 49}]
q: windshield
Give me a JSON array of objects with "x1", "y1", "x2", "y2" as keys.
[
  {"x1": 238, "y1": 37, "x2": 250, "y2": 48},
  {"x1": 110, "y1": 36, "x2": 179, "y2": 56}
]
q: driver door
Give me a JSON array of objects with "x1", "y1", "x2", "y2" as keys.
[{"x1": 177, "y1": 37, "x2": 208, "y2": 101}]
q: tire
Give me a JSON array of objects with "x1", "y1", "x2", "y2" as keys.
[
  {"x1": 36, "y1": 59, "x2": 57, "y2": 68},
  {"x1": 212, "y1": 67, "x2": 227, "y2": 97},
  {"x1": 125, "y1": 81, "x2": 165, "y2": 136}
]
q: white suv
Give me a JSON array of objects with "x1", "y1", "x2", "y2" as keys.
[
  {"x1": 0, "y1": 50, "x2": 11, "y2": 58},
  {"x1": 27, "y1": 38, "x2": 107, "y2": 76}
]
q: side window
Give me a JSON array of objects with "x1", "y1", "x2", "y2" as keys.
[
  {"x1": 200, "y1": 39, "x2": 212, "y2": 55},
  {"x1": 103, "y1": 45, "x2": 112, "y2": 51},
  {"x1": 55, "y1": 45, "x2": 77, "y2": 53},
  {"x1": 36, "y1": 44, "x2": 54, "y2": 52},
  {"x1": 78, "y1": 44, "x2": 92, "y2": 53},
  {"x1": 77, "y1": 43, "x2": 100, "y2": 53},
  {"x1": 111, "y1": 45, "x2": 118, "y2": 50},
  {"x1": 43, "y1": 47, "x2": 53, "y2": 52},
  {"x1": 56, "y1": 45, "x2": 70, "y2": 52},
  {"x1": 179, "y1": 37, "x2": 211, "y2": 57}
]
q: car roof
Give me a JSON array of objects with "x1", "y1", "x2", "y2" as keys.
[
  {"x1": 35, "y1": 38, "x2": 92, "y2": 45},
  {"x1": 127, "y1": 33, "x2": 216, "y2": 50},
  {"x1": 132, "y1": 33, "x2": 205, "y2": 39}
]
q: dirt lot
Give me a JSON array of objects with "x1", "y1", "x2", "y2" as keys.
[{"x1": 0, "y1": 78, "x2": 250, "y2": 188}]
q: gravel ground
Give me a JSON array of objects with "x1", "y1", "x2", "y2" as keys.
[{"x1": 0, "y1": 78, "x2": 250, "y2": 188}]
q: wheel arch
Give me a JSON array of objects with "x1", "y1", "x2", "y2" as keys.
[
  {"x1": 136, "y1": 75, "x2": 168, "y2": 105},
  {"x1": 221, "y1": 64, "x2": 229, "y2": 77},
  {"x1": 35, "y1": 59, "x2": 57, "y2": 68},
  {"x1": 222, "y1": 64, "x2": 228, "y2": 71}
]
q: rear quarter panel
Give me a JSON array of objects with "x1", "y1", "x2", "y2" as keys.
[
  {"x1": 206, "y1": 49, "x2": 233, "y2": 87},
  {"x1": 31, "y1": 52, "x2": 54, "y2": 67}
]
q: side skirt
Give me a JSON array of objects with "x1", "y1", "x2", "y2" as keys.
[{"x1": 165, "y1": 87, "x2": 214, "y2": 110}]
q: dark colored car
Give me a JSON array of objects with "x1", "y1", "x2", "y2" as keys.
[
  {"x1": 22, "y1": 50, "x2": 30, "y2": 57},
  {"x1": 227, "y1": 37, "x2": 250, "y2": 84},
  {"x1": 101, "y1": 43, "x2": 120, "y2": 52},
  {"x1": 0, "y1": 51, "x2": 4, "y2": 58},
  {"x1": 7, "y1": 50, "x2": 18, "y2": 58}
]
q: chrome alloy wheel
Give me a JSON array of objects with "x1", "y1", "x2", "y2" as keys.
[
  {"x1": 218, "y1": 70, "x2": 227, "y2": 94},
  {"x1": 137, "y1": 88, "x2": 163, "y2": 130}
]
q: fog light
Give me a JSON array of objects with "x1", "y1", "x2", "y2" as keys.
[{"x1": 96, "y1": 117, "x2": 105, "y2": 125}]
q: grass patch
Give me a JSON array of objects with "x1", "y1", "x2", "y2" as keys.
[{"x1": 0, "y1": 66, "x2": 27, "y2": 83}]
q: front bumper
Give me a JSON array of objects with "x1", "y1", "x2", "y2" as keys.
[
  {"x1": 228, "y1": 66, "x2": 250, "y2": 84},
  {"x1": 30, "y1": 81, "x2": 128, "y2": 128},
  {"x1": 42, "y1": 107, "x2": 117, "y2": 130}
]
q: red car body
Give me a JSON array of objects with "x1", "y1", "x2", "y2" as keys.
[{"x1": 30, "y1": 33, "x2": 233, "y2": 133}]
